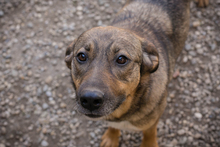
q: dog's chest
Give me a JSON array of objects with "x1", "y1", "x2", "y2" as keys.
[{"x1": 107, "y1": 121, "x2": 141, "y2": 132}]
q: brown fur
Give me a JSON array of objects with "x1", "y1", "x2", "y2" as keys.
[
  {"x1": 65, "y1": 0, "x2": 208, "y2": 146},
  {"x1": 195, "y1": 0, "x2": 209, "y2": 7},
  {"x1": 101, "y1": 127, "x2": 121, "y2": 147}
]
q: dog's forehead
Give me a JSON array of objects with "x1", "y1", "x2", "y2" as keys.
[{"x1": 80, "y1": 27, "x2": 140, "y2": 47}]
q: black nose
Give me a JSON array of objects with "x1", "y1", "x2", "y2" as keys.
[{"x1": 80, "y1": 90, "x2": 104, "y2": 111}]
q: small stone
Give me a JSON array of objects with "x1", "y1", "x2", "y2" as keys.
[
  {"x1": 42, "y1": 103, "x2": 49, "y2": 109},
  {"x1": 11, "y1": 70, "x2": 18, "y2": 77},
  {"x1": 1, "y1": 127, "x2": 6, "y2": 135},
  {"x1": 173, "y1": 69, "x2": 180, "y2": 79},
  {"x1": 177, "y1": 129, "x2": 185, "y2": 135},
  {"x1": 45, "y1": 76, "x2": 53, "y2": 84},
  {"x1": 185, "y1": 44, "x2": 191, "y2": 51},
  {"x1": 37, "y1": 87, "x2": 42, "y2": 96},
  {"x1": 210, "y1": 43, "x2": 216, "y2": 50},
  {"x1": 0, "y1": 10, "x2": 4, "y2": 17},
  {"x1": 46, "y1": 91, "x2": 52, "y2": 97},
  {"x1": 194, "y1": 133, "x2": 201, "y2": 139},
  {"x1": 72, "y1": 111, "x2": 76, "y2": 115},
  {"x1": 170, "y1": 139, "x2": 178, "y2": 146},
  {"x1": 43, "y1": 85, "x2": 48, "y2": 91},
  {"x1": 27, "y1": 70, "x2": 32, "y2": 77},
  {"x1": 41, "y1": 140, "x2": 49, "y2": 147},
  {"x1": 97, "y1": 20, "x2": 103, "y2": 26},
  {"x1": 77, "y1": 6, "x2": 83, "y2": 11},
  {"x1": 194, "y1": 112, "x2": 202, "y2": 119},
  {"x1": 90, "y1": 140, "x2": 94, "y2": 144},
  {"x1": 197, "y1": 48, "x2": 203, "y2": 54},
  {"x1": 27, "y1": 22, "x2": 33, "y2": 28},
  {"x1": 60, "y1": 102, "x2": 66, "y2": 108},
  {"x1": 188, "y1": 136, "x2": 193, "y2": 142},
  {"x1": 179, "y1": 137, "x2": 187, "y2": 144},
  {"x1": 90, "y1": 132, "x2": 95, "y2": 138},
  {"x1": 28, "y1": 125, "x2": 34, "y2": 131},
  {"x1": 193, "y1": 20, "x2": 201, "y2": 27},
  {"x1": 183, "y1": 56, "x2": 188, "y2": 63},
  {"x1": 52, "y1": 60, "x2": 57, "y2": 66},
  {"x1": 189, "y1": 51, "x2": 196, "y2": 56},
  {"x1": 195, "y1": 44, "x2": 202, "y2": 49},
  {"x1": 0, "y1": 143, "x2": 5, "y2": 147},
  {"x1": 42, "y1": 128, "x2": 48, "y2": 134},
  {"x1": 98, "y1": 0, "x2": 105, "y2": 5}
]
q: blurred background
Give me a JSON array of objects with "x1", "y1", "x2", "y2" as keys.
[{"x1": 0, "y1": 0, "x2": 219, "y2": 147}]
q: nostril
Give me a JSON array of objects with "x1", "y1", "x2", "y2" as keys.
[
  {"x1": 93, "y1": 99, "x2": 103, "y2": 106},
  {"x1": 81, "y1": 98, "x2": 88, "y2": 105}
]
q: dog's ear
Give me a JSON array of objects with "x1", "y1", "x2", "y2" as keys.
[
  {"x1": 65, "y1": 39, "x2": 77, "y2": 69},
  {"x1": 141, "y1": 39, "x2": 159, "y2": 74}
]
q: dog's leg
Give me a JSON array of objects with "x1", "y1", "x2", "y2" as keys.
[
  {"x1": 140, "y1": 121, "x2": 159, "y2": 147},
  {"x1": 100, "y1": 127, "x2": 121, "y2": 147},
  {"x1": 195, "y1": 0, "x2": 209, "y2": 7}
]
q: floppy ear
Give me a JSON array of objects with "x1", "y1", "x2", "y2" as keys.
[
  {"x1": 65, "y1": 39, "x2": 77, "y2": 69},
  {"x1": 141, "y1": 39, "x2": 159, "y2": 74}
]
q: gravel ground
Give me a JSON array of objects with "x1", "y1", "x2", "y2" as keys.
[{"x1": 0, "y1": 0, "x2": 220, "y2": 147}]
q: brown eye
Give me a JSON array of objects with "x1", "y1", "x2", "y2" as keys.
[
  {"x1": 116, "y1": 55, "x2": 128, "y2": 64},
  {"x1": 77, "y1": 53, "x2": 87, "y2": 62}
]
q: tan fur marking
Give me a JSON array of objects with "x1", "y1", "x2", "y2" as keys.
[
  {"x1": 100, "y1": 127, "x2": 121, "y2": 147},
  {"x1": 141, "y1": 120, "x2": 159, "y2": 147}
]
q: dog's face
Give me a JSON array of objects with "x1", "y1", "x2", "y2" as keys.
[{"x1": 65, "y1": 26, "x2": 159, "y2": 119}]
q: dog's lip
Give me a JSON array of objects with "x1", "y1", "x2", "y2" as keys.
[{"x1": 85, "y1": 114, "x2": 102, "y2": 118}]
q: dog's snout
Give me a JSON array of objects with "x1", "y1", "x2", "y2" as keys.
[{"x1": 80, "y1": 90, "x2": 104, "y2": 111}]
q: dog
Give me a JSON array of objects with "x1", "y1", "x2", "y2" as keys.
[{"x1": 65, "y1": 0, "x2": 208, "y2": 146}]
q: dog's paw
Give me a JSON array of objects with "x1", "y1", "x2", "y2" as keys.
[
  {"x1": 100, "y1": 127, "x2": 120, "y2": 147},
  {"x1": 195, "y1": 0, "x2": 209, "y2": 7}
]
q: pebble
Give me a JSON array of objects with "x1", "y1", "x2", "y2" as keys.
[
  {"x1": 179, "y1": 137, "x2": 187, "y2": 144},
  {"x1": 97, "y1": 20, "x2": 103, "y2": 26},
  {"x1": 193, "y1": 20, "x2": 201, "y2": 27},
  {"x1": 1, "y1": 127, "x2": 6, "y2": 135},
  {"x1": 27, "y1": 70, "x2": 32, "y2": 77},
  {"x1": 210, "y1": 43, "x2": 216, "y2": 50},
  {"x1": 41, "y1": 140, "x2": 49, "y2": 147},
  {"x1": 52, "y1": 60, "x2": 57, "y2": 66},
  {"x1": 195, "y1": 44, "x2": 201, "y2": 49},
  {"x1": 42, "y1": 103, "x2": 49, "y2": 109},
  {"x1": 177, "y1": 129, "x2": 185, "y2": 135},
  {"x1": 183, "y1": 56, "x2": 188, "y2": 63},
  {"x1": 46, "y1": 91, "x2": 52, "y2": 97},
  {"x1": 60, "y1": 102, "x2": 66, "y2": 108},
  {"x1": 11, "y1": 70, "x2": 18, "y2": 77},
  {"x1": 90, "y1": 132, "x2": 95, "y2": 138},
  {"x1": 185, "y1": 44, "x2": 191, "y2": 51},
  {"x1": 194, "y1": 113, "x2": 202, "y2": 119},
  {"x1": 27, "y1": 22, "x2": 33, "y2": 28},
  {"x1": 170, "y1": 139, "x2": 178, "y2": 146},
  {"x1": 45, "y1": 76, "x2": 53, "y2": 84},
  {"x1": 77, "y1": 6, "x2": 83, "y2": 11},
  {"x1": 189, "y1": 51, "x2": 196, "y2": 56},
  {"x1": 0, "y1": 10, "x2": 4, "y2": 17}
]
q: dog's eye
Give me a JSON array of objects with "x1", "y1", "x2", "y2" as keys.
[
  {"x1": 116, "y1": 55, "x2": 128, "y2": 64},
  {"x1": 77, "y1": 53, "x2": 87, "y2": 62}
]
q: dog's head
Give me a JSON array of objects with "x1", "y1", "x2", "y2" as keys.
[{"x1": 65, "y1": 26, "x2": 159, "y2": 119}]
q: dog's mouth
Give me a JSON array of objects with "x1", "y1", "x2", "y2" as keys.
[{"x1": 85, "y1": 114, "x2": 102, "y2": 118}]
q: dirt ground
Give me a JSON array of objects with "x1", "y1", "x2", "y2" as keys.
[{"x1": 0, "y1": 0, "x2": 220, "y2": 147}]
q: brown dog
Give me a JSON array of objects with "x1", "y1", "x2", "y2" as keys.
[{"x1": 65, "y1": 0, "x2": 208, "y2": 146}]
